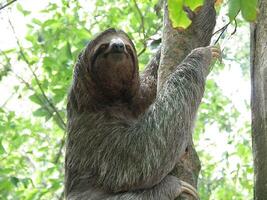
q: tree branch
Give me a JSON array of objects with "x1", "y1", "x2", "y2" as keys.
[
  {"x1": 54, "y1": 136, "x2": 66, "y2": 163},
  {"x1": 0, "y1": 0, "x2": 17, "y2": 11},
  {"x1": 133, "y1": 0, "x2": 147, "y2": 56},
  {"x1": 132, "y1": 0, "x2": 146, "y2": 38},
  {"x1": 212, "y1": 11, "x2": 239, "y2": 45}
]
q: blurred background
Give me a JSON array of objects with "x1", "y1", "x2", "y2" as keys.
[{"x1": 0, "y1": 0, "x2": 252, "y2": 199}]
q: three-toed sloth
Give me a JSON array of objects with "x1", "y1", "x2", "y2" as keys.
[{"x1": 65, "y1": 28, "x2": 220, "y2": 200}]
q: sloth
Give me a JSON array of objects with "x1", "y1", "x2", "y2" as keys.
[{"x1": 65, "y1": 28, "x2": 220, "y2": 200}]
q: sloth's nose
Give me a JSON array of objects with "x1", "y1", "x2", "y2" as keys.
[{"x1": 111, "y1": 42, "x2": 125, "y2": 53}]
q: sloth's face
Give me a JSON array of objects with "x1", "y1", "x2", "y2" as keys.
[{"x1": 90, "y1": 32, "x2": 137, "y2": 99}]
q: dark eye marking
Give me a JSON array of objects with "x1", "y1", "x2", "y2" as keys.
[
  {"x1": 99, "y1": 43, "x2": 109, "y2": 51},
  {"x1": 125, "y1": 44, "x2": 132, "y2": 53},
  {"x1": 91, "y1": 43, "x2": 109, "y2": 65},
  {"x1": 125, "y1": 44, "x2": 135, "y2": 62}
]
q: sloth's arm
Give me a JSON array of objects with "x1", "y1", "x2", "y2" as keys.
[{"x1": 82, "y1": 47, "x2": 218, "y2": 192}]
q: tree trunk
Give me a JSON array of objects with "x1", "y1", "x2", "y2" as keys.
[
  {"x1": 157, "y1": 0, "x2": 216, "y2": 199},
  {"x1": 250, "y1": 0, "x2": 267, "y2": 199}
]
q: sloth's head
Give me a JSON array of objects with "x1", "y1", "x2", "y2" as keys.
[
  {"x1": 89, "y1": 29, "x2": 137, "y2": 90},
  {"x1": 76, "y1": 28, "x2": 139, "y2": 104}
]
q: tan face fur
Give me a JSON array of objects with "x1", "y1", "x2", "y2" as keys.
[{"x1": 88, "y1": 31, "x2": 138, "y2": 101}]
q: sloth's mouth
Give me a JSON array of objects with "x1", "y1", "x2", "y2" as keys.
[
  {"x1": 111, "y1": 51, "x2": 124, "y2": 54},
  {"x1": 107, "y1": 48, "x2": 127, "y2": 55},
  {"x1": 105, "y1": 50, "x2": 129, "y2": 60},
  {"x1": 109, "y1": 51, "x2": 125, "y2": 55}
]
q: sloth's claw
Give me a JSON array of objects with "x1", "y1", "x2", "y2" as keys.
[
  {"x1": 210, "y1": 45, "x2": 222, "y2": 63},
  {"x1": 177, "y1": 180, "x2": 200, "y2": 200}
]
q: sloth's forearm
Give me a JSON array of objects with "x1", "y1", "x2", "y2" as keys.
[
  {"x1": 140, "y1": 49, "x2": 160, "y2": 81},
  {"x1": 97, "y1": 50, "x2": 210, "y2": 192},
  {"x1": 134, "y1": 51, "x2": 207, "y2": 173},
  {"x1": 138, "y1": 50, "x2": 161, "y2": 110}
]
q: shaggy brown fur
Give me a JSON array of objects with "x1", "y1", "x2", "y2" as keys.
[{"x1": 65, "y1": 28, "x2": 218, "y2": 200}]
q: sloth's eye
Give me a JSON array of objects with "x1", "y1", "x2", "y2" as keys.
[
  {"x1": 99, "y1": 44, "x2": 108, "y2": 50},
  {"x1": 125, "y1": 45, "x2": 132, "y2": 53}
]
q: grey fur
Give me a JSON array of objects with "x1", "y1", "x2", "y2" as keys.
[{"x1": 65, "y1": 28, "x2": 213, "y2": 200}]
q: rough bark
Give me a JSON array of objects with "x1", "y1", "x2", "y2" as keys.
[
  {"x1": 158, "y1": 0, "x2": 216, "y2": 199},
  {"x1": 250, "y1": 0, "x2": 267, "y2": 199}
]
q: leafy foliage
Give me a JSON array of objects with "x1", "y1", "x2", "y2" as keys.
[
  {"x1": 168, "y1": 0, "x2": 257, "y2": 28},
  {"x1": 0, "y1": 0, "x2": 253, "y2": 199},
  {"x1": 167, "y1": 0, "x2": 204, "y2": 29},
  {"x1": 228, "y1": 0, "x2": 258, "y2": 21}
]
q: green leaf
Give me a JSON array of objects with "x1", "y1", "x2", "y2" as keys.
[
  {"x1": 228, "y1": 0, "x2": 258, "y2": 22},
  {"x1": 185, "y1": 0, "x2": 204, "y2": 10},
  {"x1": 168, "y1": 0, "x2": 204, "y2": 29},
  {"x1": 0, "y1": 178, "x2": 13, "y2": 192},
  {"x1": 65, "y1": 42, "x2": 72, "y2": 59},
  {"x1": 16, "y1": 4, "x2": 31, "y2": 16},
  {"x1": 240, "y1": 0, "x2": 257, "y2": 21},
  {"x1": 42, "y1": 19, "x2": 57, "y2": 27},
  {"x1": 21, "y1": 178, "x2": 32, "y2": 188},
  {"x1": 33, "y1": 107, "x2": 50, "y2": 117},
  {"x1": 29, "y1": 94, "x2": 43, "y2": 105},
  {"x1": 10, "y1": 176, "x2": 19, "y2": 187},
  {"x1": 0, "y1": 139, "x2": 6, "y2": 154},
  {"x1": 2, "y1": 48, "x2": 16, "y2": 54},
  {"x1": 32, "y1": 18, "x2": 42, "y2": 26},
  {"x1": 228, "y1": 0, "x2": 241, "y2": 21},
  {"x1": 168, "y1": 0, "x2": 191, "y2": 29}
]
